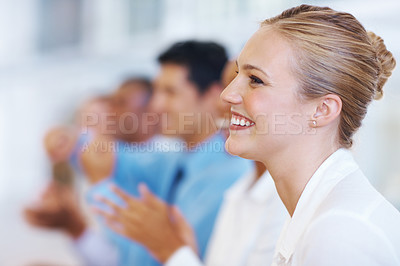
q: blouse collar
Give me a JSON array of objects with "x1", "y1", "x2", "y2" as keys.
[{"x1": 275, "y1": 148, "x2": 359, "y2": 262}]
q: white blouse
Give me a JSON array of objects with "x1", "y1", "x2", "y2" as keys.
[
  {"x1": 166, "y1": 170, "x2": 287, "y2": 266},
  {"x1": 272, "y1": 148, "x2": 400, "y2": 266}
]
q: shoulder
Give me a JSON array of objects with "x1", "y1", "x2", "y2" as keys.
[
  {"x1": 296, "y1": 171, "x2": 400, "y2": 265},
  {"x1": 314, "y1": 169, "x2": 399, "y2": 220},
  {"x1": 295, "y1": 211, "x2": 400, "y2": 265}
]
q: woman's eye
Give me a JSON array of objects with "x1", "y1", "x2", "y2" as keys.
[{"x1": 250, "y1": 75, "x2": 264, "y2": 85}]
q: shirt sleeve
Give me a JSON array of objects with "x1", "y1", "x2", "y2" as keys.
[
  {"x1": 72, "y1": 229, "x2": 119, "y2": 266},
  {"x1": 164, "y1": 246, "x2": 203, "y2": 266}
]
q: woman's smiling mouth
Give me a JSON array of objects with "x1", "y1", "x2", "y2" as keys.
[{"x1": 230, "y1": 111, "x2": 255, "y2": 130}]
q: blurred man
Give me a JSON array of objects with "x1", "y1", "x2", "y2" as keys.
[
  {"x1": 111, "y1": 78, "x2": 157, "y2": 143},
  {"x1": 96, "y1": 61, "x2": 287, "y2": 266},
  {"x1": 93, "y1": 41, "x2": 253, "y2": 265}
]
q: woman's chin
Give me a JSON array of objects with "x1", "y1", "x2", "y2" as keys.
[
  {"x1": 225, "y1": 139, "x2": 237, "y2": 156},
  {"x1": 225, "y1": 136, "x2": 251, "y2": 159}
]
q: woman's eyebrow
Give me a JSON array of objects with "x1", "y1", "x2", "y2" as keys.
[{"x1": 236, "y1": 61, "x2": 270, "y2": 78}]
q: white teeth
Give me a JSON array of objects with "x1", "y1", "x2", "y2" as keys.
[
  {"x1": 231, "y1": 117, "x2": 239, "y2": 125},
  {"x1": 230, "y1": 115, "x2": 255, "y2": 127}
]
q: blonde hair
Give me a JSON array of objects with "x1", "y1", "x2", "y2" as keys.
[{"x1": 262, "y1": 5, "x2": 396, "y2": 147}]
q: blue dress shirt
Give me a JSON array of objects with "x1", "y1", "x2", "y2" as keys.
[
  {"x1": 76, "y1": 133, "x2": 253, "y2": 266},
  {"x1": 113, "y1": 133, "x2": 252, "y2": 266}
]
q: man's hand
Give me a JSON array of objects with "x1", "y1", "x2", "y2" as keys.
[
  {"x1": 93, "y1": 184, "x2": 198, "y2": 263},
  {"x1": 24, "y1": 182, "x2": 86, "y2": 239}
]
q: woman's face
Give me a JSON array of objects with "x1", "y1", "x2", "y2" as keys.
[{"x1": 221, "y1": 27, "x2": 314, "y2": 161}]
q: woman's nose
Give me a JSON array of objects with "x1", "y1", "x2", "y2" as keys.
[{"x1": 220, "y1": 80, "x2": 242, "y2": 105}]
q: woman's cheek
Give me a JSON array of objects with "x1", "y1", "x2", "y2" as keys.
[{"x1": 244, "y1": 91, "x2": 271, "y2": 135}]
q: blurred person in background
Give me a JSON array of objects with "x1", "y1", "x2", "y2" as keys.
[
  {"x1": 96, "y1": 59, "x2": 287, "y2": 266},
  {"x1": 93, "y1": 40, "x2": 253, "y2": 265},
  {"x1": 25, "y1": 94, "x2": 118, "y2": 265},
  {"x1": 25, "y1": 77, "x2": 179, "y2": 266}
]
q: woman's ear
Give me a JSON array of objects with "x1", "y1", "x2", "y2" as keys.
[{"x1": 312, "y1": 94, "x2": 342, "y2": 127}]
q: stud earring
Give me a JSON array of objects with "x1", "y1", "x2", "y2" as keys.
[{"x1": 308, "y1": 120, "x2": 317, "y2": 127}]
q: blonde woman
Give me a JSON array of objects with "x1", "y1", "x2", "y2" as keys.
[{"x1": 221, "y1": 4, "x2": 400, "y2": 266}]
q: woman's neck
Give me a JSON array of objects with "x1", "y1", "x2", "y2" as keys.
[
  {"x1": 246, "y1": 161, "x2": 267, "y2": 190},
  {"x1": 255, "y1": 161, "x2": 267, "y2": 180},
  {"x1": 263, "y1": 143, "x2": 338, "y2": 216}
]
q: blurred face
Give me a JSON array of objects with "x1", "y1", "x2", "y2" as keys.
[
  {"x1": 221, "y1": 27, "x2": 313, "y2": 161},
  {"x1": 112, "y1": 84, "x2": 149, "y2": 138},
  {"x1": 150, "y1": 63, "x2": 203, "y2": 136},
  {"x1": 79, "y1": 97, "x2": 114, "y2": 134}
]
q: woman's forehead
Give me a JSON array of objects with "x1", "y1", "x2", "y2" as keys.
[{"x1": 238, "y1": 27, "x2": 294, "y2": 75}]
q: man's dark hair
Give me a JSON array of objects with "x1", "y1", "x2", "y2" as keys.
[{"x1": 157, "y1": 40, "x2": 228, "y2": 94}]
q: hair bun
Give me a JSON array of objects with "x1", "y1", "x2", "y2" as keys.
[{"x1": 368, "y1": 31, "x2": 396, "y2": 100}]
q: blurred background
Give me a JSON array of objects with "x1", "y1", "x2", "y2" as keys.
[{"x1": 0, "y1": 0, "x2": 399, "y2": 265}]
